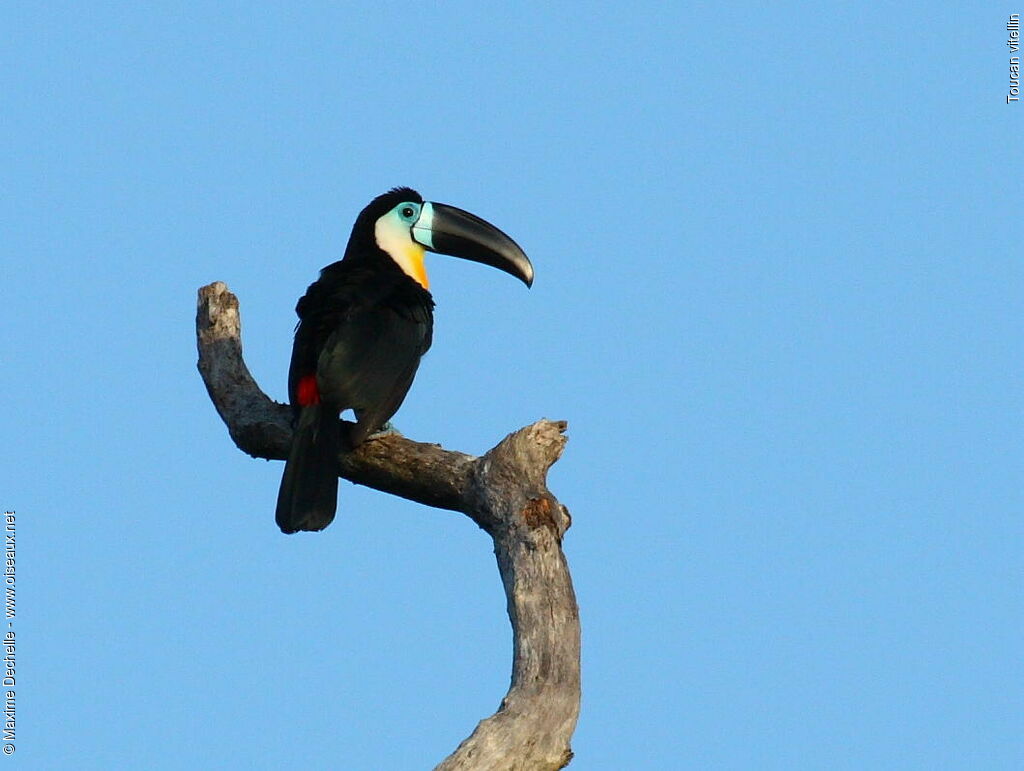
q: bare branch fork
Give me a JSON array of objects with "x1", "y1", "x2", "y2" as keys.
[{"x1": 196, "y1": 282, "x2": 580, "y2": 770}]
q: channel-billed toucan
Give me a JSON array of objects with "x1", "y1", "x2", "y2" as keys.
[{"x1": 275, "y1": 188, "x2": 533, "y2": 534}]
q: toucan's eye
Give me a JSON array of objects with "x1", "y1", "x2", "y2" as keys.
[{"x1": 399, "y1": 203, "x2": 419, "y2": 221}]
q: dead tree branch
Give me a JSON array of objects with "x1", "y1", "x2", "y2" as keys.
[{"x1": 196, "y1": 281, "x2": 580, "y2": 770}]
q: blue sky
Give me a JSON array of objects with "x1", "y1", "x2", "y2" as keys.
[{"x1": 4, "y1": 2, "x2": 1021, "y2": 768}]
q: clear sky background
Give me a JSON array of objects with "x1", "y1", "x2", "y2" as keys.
[{"x1": 4, "y1": 2, "x2": 1021, "y2": 769}]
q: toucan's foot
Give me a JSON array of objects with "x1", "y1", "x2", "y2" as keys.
[{"x1": 368, "y1": 421, "x2": 403, "y2": 440}]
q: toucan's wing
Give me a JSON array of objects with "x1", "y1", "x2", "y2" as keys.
[{"x1": 288, "y1": 262, "x2": 433, "y2": 439}]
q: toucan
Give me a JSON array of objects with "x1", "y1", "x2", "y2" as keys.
[{"x1": 275, "y1": 187, "x2": 534, "y2": 534}]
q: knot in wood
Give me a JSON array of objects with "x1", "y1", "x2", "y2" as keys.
[{"x1": 522, "y1": 496, "x2": 557, "y2": 531}]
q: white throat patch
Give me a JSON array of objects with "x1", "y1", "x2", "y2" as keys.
[{"x1": 374, "y1": 213, "x2": 429, "y2": 289}]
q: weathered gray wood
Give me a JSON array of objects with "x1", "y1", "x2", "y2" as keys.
[{"x1": 196, "y1": 281, "x2": 580, "y2": 769}]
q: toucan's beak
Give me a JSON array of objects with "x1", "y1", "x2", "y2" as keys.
[{"x1": 412, "y1": 202, "x2": 534, "y2": 287}]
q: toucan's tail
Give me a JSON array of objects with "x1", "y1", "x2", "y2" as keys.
[{"x1": 275, "y1": 405, "x2": 340, "y2": 533}]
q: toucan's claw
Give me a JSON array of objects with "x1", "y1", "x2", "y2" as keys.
[{"x1": 368, "y1": 421, "x2": 403, "y2": 440}]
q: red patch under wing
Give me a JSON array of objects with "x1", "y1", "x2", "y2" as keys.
[{"x1": 296, "y1": 374, "x2": 320, "y2": 406}]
